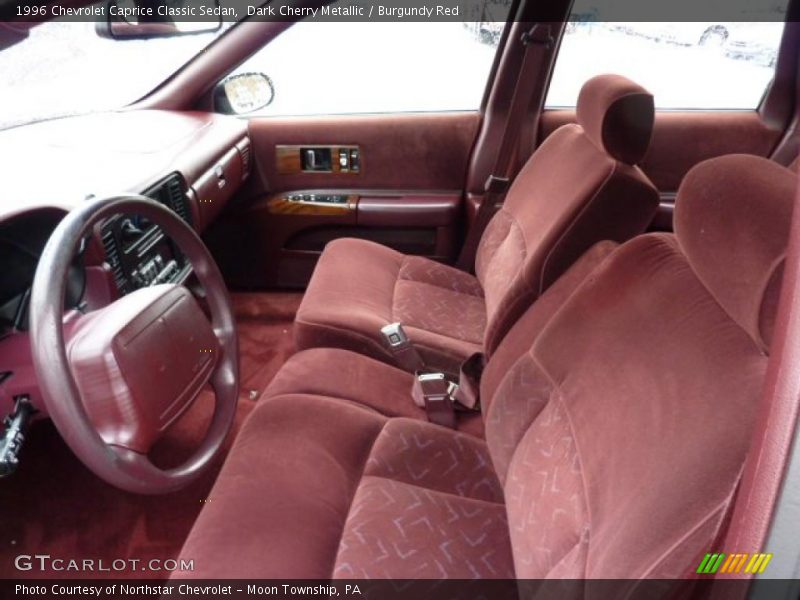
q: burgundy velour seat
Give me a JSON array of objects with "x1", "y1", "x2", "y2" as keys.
[
  {"x1": 177, "y1": 155, "x2": 793, "y2": 579},
  {"x1": 294, "y1": 74, "x2": 659, "y2": 374},
  {"x1": 264, "y1": 240, "x2": 621, "y2": 436}
]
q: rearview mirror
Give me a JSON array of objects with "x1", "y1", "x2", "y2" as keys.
[
  {"x1": 215, "y1": 73, "x2": 276, "y2": 115},
  {"x1": 96, "y1": 0, "x2": 223, "y2": 40}
]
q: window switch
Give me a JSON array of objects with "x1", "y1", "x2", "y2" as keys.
[
  {"x1": 339, "y1": 149, "x2": 349, "y2": 170},
  {"x1": 350, "y1": 149, "x2": 360, "y2": 172}
]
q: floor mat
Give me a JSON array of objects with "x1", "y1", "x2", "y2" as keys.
[
  {"x1": 0, "y1": 291, "x2": 302, "y2": 579},
  {"x1": 233, "y1": 292, "x2": 302, "y2": 400}
]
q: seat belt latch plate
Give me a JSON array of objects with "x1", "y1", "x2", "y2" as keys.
[{"x1": 381, "y1": 323, "x2": 425, "y2": 372}]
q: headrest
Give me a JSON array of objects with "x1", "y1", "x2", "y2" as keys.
[
  {"x1": 675, "y1": 155, "x2": 796, "y2": 352},
  {"x1": 576, "y1": 74, "x2": 654, "y2": 165}
]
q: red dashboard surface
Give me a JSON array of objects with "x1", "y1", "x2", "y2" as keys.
[
  {"x1": 0, "y1": 109, "x2": 249, "y2": 414},
  {"x1": 0, "y1": 109, "x2": 248, "y2": 220}
]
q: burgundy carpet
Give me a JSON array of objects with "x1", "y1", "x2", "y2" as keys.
[{"x1": 0, "y1": 292, "x2": 302, "y2": 579}]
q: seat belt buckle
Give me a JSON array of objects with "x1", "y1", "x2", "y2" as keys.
[
  {"x1": 380, "y1": 323, "x2": 425, "y2": 372},
  {"x1": 412, "y1": 373, "x2": 456, "y2": 429}
]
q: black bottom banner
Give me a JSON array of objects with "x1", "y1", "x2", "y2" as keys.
[{"x1": 3, "y1": 579, "x2": 800, "y2": 600}]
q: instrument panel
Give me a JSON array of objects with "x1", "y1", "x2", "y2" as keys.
[{"x1": 0, "y1": 209, "x2": 86, "y2": 339}]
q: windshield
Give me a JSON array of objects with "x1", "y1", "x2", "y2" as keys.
[{"x1": 0, "y1": 19, "x2": 233, "y2": 131}]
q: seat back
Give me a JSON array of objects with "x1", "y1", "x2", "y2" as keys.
[
  {"x1": 476, "y1": 74, "x2": 659, "y2": 356},
  {"x1": 481, "y1": 155, "x2": 794, "y2": 578}
]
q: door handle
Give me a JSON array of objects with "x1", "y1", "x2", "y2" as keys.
[
  {"x1": 301, "y1": 147, "x2": 332, "y2": 172},
  {"x1": 305, "y1": 149, "x2": 318, "y2": 170}
]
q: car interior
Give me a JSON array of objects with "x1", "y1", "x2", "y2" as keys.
[{"x1": 2, "y1": 0, "x2": 800, "y2": 592}]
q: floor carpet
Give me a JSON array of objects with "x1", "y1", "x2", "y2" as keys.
[{"x1": 0, "y1": 292, "x2": 302, "y2": 579}]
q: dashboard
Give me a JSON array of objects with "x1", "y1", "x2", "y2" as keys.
[{"x1": 0, "y1": 109, "x2": 251, "y2": 415}]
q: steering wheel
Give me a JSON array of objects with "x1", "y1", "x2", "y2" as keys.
[{"x1": 29, "y1": 195, "x2": 239, "y2": 494}]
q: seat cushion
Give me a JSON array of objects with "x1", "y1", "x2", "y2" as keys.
[
  {"x1": 264, "y1": 347, "x2": 484, "y2": 437},
  {"x1": 177, "y1": 395, "x2": 513, "y2": 579},
  {"x1": 295, "y1": 238, "x2": 485, "y2": 374},
  {"x1": 272, "y1": 242, "x2": 621, "y2": 438}
]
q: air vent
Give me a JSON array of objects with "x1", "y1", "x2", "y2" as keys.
[
  {"x1": 162, "y1": 174, "x2": 192, "y2": 225},
  {"x1": 101, "y1": 227, "x2": 128, "y2": 294}
]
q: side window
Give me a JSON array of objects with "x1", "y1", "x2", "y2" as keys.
[
  {"x1": 227, "y1": 3, "x2": 512, "y2": 116},
  {"x1": 546, "y1": 21, "x2": 785, "y2": 110}
]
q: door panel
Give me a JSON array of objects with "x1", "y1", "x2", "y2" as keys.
[
  {"x1": 251, "y1": 112, "x2": 479, "y2": 191},
  {"x1": 540, "y1": 109, "x2": 783, "y2": 230},
  {"x1": 204, "y1": 112, "x2": 479, "y2": 289},
  {"x1": 639, "y1": 112, "x2": 782, "y2": 193}
]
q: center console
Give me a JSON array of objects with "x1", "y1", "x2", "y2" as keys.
[{"x1": 100, "y1": 173, "x2": 193, "y2": 296}]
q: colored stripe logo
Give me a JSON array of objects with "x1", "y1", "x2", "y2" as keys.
[{"x1": 696, "y1": 552, "x2": 773, "y2": 574}]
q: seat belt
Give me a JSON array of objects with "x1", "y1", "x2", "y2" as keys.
[
  {"x1": 411, "y1": 352, "x2": 485, "y2": 429},
  {"x1": 380, "y1": 323, "x2": 426, "y2": 372},
  {"x1": 451, "y1": 352, "x2": 484, "y2": 410},
  {"x1": 379, "y1": 321, "x2": 485, "y2": 428},
  {"x1": 456, "y1": 23, "x2": 555, "y2": 272}
]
